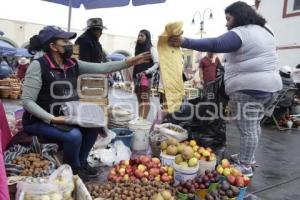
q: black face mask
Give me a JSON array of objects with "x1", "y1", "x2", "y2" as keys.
[{"x1": 59, "y1": 45, "x2": 73, "y2": 60}]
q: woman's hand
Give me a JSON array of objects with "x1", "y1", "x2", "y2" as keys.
[
  {"x1": 168, "y1": 36, "x2": 184, "y2": 47},
  {"x1": 51, "y1": 116, "x2": 67, "y2": 124},
  {"x1": 126, "y1": 52, "x2": 152, "y2": 67}
]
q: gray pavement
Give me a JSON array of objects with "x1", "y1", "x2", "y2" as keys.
[{"x1": 2, "y1": 88, "x2": 300, "y2": 199}]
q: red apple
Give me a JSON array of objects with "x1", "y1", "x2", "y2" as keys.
[
  {"x1": 243, "y1": 176, "x2": 251, "y2": 186},
  {"x1": 151, "y1": 157, "x2": 161, "y2": 164},
  {"x1": 144, "y1": 171, "x2": 149, "y2": 177},
  {"x1": 140, "y1": 155, "x2": 151, "y2": 165},
  {"x1": 227, "y1": 175, "x2": 236, "y2": 185},
  {"x1": 236, "y1": 177, "x2": 245, "y2": 188},
  {"x1": 134, "y1": 169, "x2": 144, "y2": 178},
  {"x1": 161, "y1": 174, "x2": 170, "y2": 182},
  {"x1": 149, "y1": 168, "x2": 160, "y2": 176},
  {"x1": 126, "y1": 166, "x2": 133, "y2": 175},
  {"x1": 159, "y1": 167, "x2": 167, "y2": 175}
]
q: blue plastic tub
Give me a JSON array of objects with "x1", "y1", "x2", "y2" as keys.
[{"x1": 111, "y1": 128, "x2": 133, "y2": 148}]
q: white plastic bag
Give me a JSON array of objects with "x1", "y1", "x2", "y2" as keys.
[
  {"x1": 93, "y1": 128, "x2": 116, "y2": 150},
  {"x1": 154, "y1": 123, "x2": 188, "y2": 142},
  {"x1": 16, "y1": 165, "x2": 75, "y2": 200},
  {"x1": 88, "y1": 141, "x2": 131, "y2": 167}
]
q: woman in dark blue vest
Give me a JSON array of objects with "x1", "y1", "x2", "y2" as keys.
[{"x1": 22, "y1": 26, "x2": 150, "y2": 180}]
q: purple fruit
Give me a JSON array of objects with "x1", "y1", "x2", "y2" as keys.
[
  {"x1": 203, "y1": 175, "x2": 209, "y2": 182},
  {"x1": 205, "y1": 170, "x2": 210, "y2": 175}
]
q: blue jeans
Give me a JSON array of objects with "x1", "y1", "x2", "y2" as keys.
[{"x1": 23, "y1": 122, "x2": 98, "y2": 169}]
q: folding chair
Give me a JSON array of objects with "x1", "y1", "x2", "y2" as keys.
[{"x1": 261, "y1": 87, "x2": 297, "y2": 130}]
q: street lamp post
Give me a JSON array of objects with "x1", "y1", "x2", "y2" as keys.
[{"x1": 192, "y1": 8, "x2": 213, "y2": 38}]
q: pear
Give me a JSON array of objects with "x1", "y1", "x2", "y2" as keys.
[{"x1": 151, "y1": 193, "x2": 164, "y2": 200}]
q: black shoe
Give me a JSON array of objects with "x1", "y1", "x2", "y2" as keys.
[
  {"x1": 73, "y1": 167, "x2": 98, "y2": 182},
  {"x1": 83, "y1": 163, "x2": 99, "y2": 176}
]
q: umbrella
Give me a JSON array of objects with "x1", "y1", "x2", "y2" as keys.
[
  {"x1": 0, "y1": 40, "x2": 16, "y2": 55},
  {"x1": 106, "y1": 53, "x2": 126, "y2": 61},
  {"x1": 43, "y1": 0, "x2": 166, "y2": 31},
  {"x1": 14, "y1": 48, "x2": 33, "y2": 57}
]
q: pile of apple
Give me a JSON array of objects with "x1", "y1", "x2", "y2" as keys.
[
  {"x1": 216, "y1": 159, "x2": 251, "y2": 188},
  {"x1": 108, "y1": 156, "x2": 174, "y2": 183},
  {"x1": 174, "y1": 145, "x2": 198, "y2": 168},
  {"x1": 205, "y1": 180, "x2": 240, "y2": 200},
  {"x1": 183, "y1": 140, "x2": 217, "y2": 162},
  {"x1": 160, "y1": 138, "x2": 181, "y2": 156}
]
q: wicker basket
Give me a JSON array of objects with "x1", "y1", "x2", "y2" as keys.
[
  {"x1": 0, "y1": 86, "x2": 11, "y2": 98},
  {"x1": 0, "y1": 79, "x2": 9, "y2": 86},
  {"x1": 150, "y1": 133, "x2": 168, "y2": 157}
]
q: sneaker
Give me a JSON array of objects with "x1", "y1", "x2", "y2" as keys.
[
  {"x1": 234, "y1": 163, "x2": 253, "y2": 177},
  {"x1": 230, "y1": 154, "x2": 257, "y2": 165}
]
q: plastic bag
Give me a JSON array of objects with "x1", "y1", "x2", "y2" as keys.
[
  {"x1": 49, "y1": 165, "x2": 74, "y2": 199},
  {"x1": 88, "y1": 141, "x2": 131, "y2": 167},
  {"x1": 16, "y1": 165, "x2": 75, "y2": 200},
  {"x1": 93, "y1": 128, "x2": 116, "y2": 150},
  {"x1": 154, "y1": 123, "x2": 188, "y2": 142},
  {"x1": 16, "y1": 178, "x2": 60, "y2": 200}
]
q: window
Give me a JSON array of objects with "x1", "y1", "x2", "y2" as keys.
[
  {"x1": 294, "y1": 0, "x2": 300, "y2": 10},
  {"x1": 283, "y1": 0, "x2": 300, "y2": 18}
]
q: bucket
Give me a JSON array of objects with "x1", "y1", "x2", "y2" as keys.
[
  {"x1": 160, "y1": 152, "x2": 175, "y2": 167},
  {"x1": 150, "y1": 133, "x2": 168, "y2": 157},
  {"x1": 237, "y1": 187, "x2": 247, "y2": 200},
  {"x1": 198, "y1": 160, "x2": 217, "y2": 176},
  {"x1": 173, "y1": 162, "x2": 199, "y2": 185},
  {"x1": 129, "y1": 119, "x2": 151, "y2": 151},
  {"x1": 195, "y1": 188, "x2": 208, "y2": 200},
  {"x1": 111, "y1": 128, "x2": 133, "y2": 148}
]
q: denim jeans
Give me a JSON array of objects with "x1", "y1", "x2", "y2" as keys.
[{"x1": 23, "y1": 122, "x2": 98, "y2": 169}]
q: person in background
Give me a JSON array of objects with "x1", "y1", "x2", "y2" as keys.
[
  {"x1": 75, "y1": 18, "x2": 107, "y2": 63},
  {"x1": 23, "y1": 26, "x2": 151, "y2": 180},
  {"x1": 133, "y1": 29, "x2": 159, "y2": 119},
  {"x1": 169, "y1": 1, "x2": 282, "y2": 176},
  {"x1": 292, "y1": 64, "x2": 300, "y2": 100},
  {"x1": 199, "y1": 52, "x2": 221, "y2": 86},
  {"x1": 16, "y1": 57, "x2": 30, "y2": 81}
]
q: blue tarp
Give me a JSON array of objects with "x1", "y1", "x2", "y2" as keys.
[{"x1": 0, "y1": 40, "x2": 16, "y2": 55}]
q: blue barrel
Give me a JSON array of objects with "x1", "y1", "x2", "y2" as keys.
[{"x1": 111, "y1": 128, "x2": 133, "y2": 148}]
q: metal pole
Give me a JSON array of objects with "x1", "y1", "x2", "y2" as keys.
[{"x1": 67, "y1": 0, "x2": 72, "y2": 32}]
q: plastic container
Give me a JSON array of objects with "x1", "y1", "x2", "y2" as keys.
[
  {"x1": 237, "y1": 187, "x2": 247, "y2": 200},
  {"x1": 173, "y1": 162, "x2": 199, "y2": 185},
  {"x1": 195, "y1": 188, "x2": 208, "y2": 200},
  {"x1": 150, "y1": 133, "x2": 168, "y2": 158},
  {"x1": 129, "y1": 119, "x2": 151, "y2": 151},
  {"x1": 160, "y1": 152, "x2": 175, "y2": 167},
  {"x1": 111, "y1": 128, "x2": 133, "y2": 148},
  {"x1": 198, "y1": 159, "x2": 217, "y2": 176}
]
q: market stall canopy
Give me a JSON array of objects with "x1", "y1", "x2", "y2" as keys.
[
  {"x1": 42, "y1": 0, "x2": 166, "y2": 31},
  {"x1": 0, "y1": 40, "x2": 16, "y2": 55},
  {"x1": 13, "y1": 48, "x2": 33, "y2": 57}
]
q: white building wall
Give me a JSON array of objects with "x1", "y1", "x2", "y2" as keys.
[
  {"x1": 258, "y1": 0, "x2": 300, "y2": 68},
  {"x1": 0, "y1": 18, "x2": 136, "y2": 55}
]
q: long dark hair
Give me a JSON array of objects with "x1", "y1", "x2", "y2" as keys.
[
  {"x1": 28, "y1": 35, "x2": 57, "y2": 55},
  {"x1": 135, "y1": 29, "x2": 152, "y2": 56},
  {"x1": 225, "y1": 1, "x2": 266, "y2": 29}
]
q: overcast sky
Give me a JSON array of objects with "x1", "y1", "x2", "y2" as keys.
[{"x1": 0, "y1": 0, "x2": 253, "y2": 38}]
